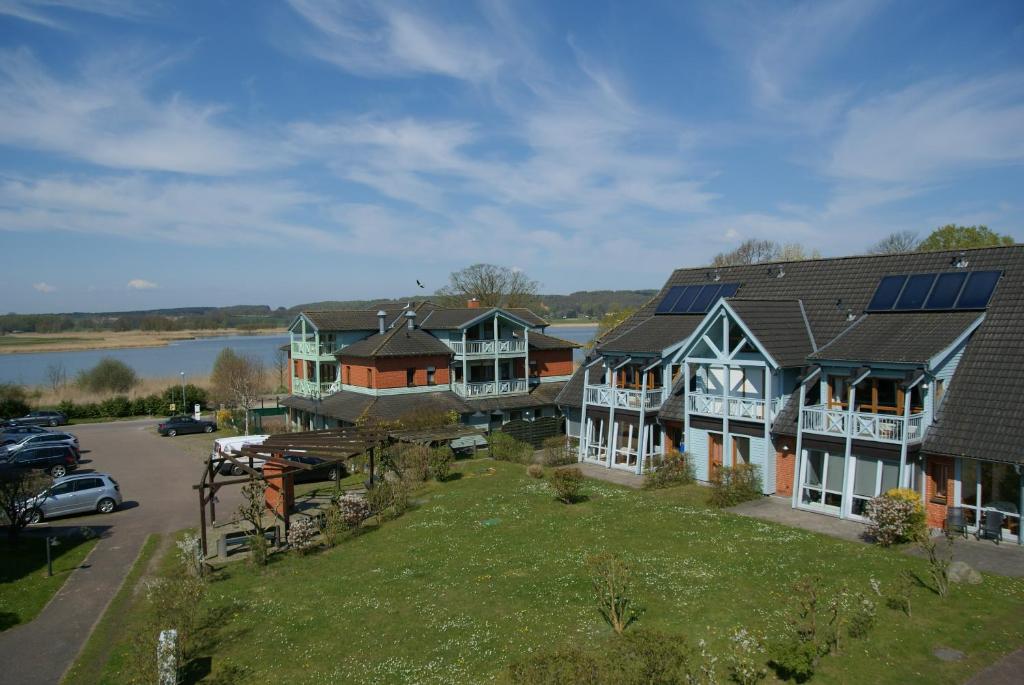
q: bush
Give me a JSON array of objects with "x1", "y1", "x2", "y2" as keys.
[
  {"x1": 865, "y1": 490, "x2": 924, "y2": 546},
  {"x1": 507, "y1": 645, "x2": 602, "y2": 684},
  {"x1": 643, "y1": 451, "x2": 695, "y2": 489},
  {"x1": 541, "y1": 436, "x2": 576, "y2": 466},
  {"x1": 489, "y1": 431, "x2": 532, "y2": 464},
  {"x1": 160, "y1": 383, "x2": 208, "y2": 413},
  {"x1": 549, "y1": 467, "x2": 583, "y2": 504},
  {"x1": 99, "y1": 395, "x2": 132, "y2": 418},
  {"x1": 76, "y1": 358, "x2": 138, "y2": 394},
  {"x1": 337, "y1": 493, "x2": 371, "y2": 529},
  {"x1": 708, "y1": 464, "x2": 762, "y2": 507},
  {"x1": 586, "y1": 552, "x2": 641, "y2": 635},
  {"x1": 287, "y1": 517, "x2": 320, "y2": 554},
  {"x1": 527, "y1": 464, "x2": 544, "y2": 479},
  {"x1": 429, "y1": 446, "x2": 454, "y2": 481},
  {"x1": 392, "y1": 444, "x2": 432, "y2": 482},
  {"x1": 0, "y1": 384, "x2": 30, "y2": 419},
  {"x1": 366, "y1": 478, "x2": 411, "y2": 521},
  {"x1": 726, "y1": 627, "x2": 767, "y2": 685}
]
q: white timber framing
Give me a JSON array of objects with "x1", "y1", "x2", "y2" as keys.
[{"x1": 791, "y1": 366, "x2": 821, "y2": 508}]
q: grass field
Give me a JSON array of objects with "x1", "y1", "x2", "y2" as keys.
[
  {"x1": 0, "y1": 328, "x2": 284, "y2": 356},
  {"x1": 0, "y1": 534, "x2": 99, "y2": 632},
  {"x1": 93, "y1": 460, "x2": 1023, "y2": 684},
  {"x1": 0, "y1": 336, "x2": 100, "y2": 348}
]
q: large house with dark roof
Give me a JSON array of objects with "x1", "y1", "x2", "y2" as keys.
[
  {"x1": 557, "y1": 245, "x2": 1024, "y2": 544},
  {"x1": 282, "y1": 299, "x2": 577, "y2": 433}
]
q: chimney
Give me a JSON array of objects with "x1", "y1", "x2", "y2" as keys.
[
  {"x1": 377, "y1": 310, "x2": 387, "y2": 335},
  {"x1": 467, "y1": 298, "x2": 480, "y2": 309},
  {"x1": 405, "y1": 309, "x2": 417, "y2": 330}
]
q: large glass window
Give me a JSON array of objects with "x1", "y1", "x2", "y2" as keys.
[
  {"x1": 732, "y1": 436, "x2": 750, "y2": 466},
  {"x1": 850, "y1": 457, "x2": 900, "y2": 517},
  {"x1": 960, "y1": 460, "x2": 1021, "y2": 539}
]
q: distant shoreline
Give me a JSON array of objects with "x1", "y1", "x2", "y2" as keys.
[
  {"x1": 547, "y1": 322, "x2": 598, "y2": 328},
  {"x1": 0, "y1": 328, "x2": 286, "y2": 356}
]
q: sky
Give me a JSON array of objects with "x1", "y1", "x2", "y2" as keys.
[{"x1": 1, "y1": 1, "x2": 1023, "y2": 314}]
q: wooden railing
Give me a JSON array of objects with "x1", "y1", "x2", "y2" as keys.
[
  {"x1": 584, "y1": 384, "x2": 665, "y2": 411},
  {"x1": 445, "y1": 339, "x2": 527, "y2": 356},
  {"x1": 452, "y1": 379, "x2": 529, "y2": 398},
  {"x1": 801, "y1": 405, "x2": 927, "y2": 444}
]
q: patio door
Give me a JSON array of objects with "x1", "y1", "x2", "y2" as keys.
[
  {"x1": 799, "y1": 449, "x2": 845, "y2": 515},
  {"x1": 848, "y1": 456, "x2": 900, "y2": 520},
  {"x1": 709, "y1": 433, "x2": 723, "y2": 474}
]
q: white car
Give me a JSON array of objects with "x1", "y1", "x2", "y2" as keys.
[{"x1": 213, "y1": 435, "x2": 269, "y2": 476}]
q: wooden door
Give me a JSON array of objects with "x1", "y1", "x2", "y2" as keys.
[{"x1": 709, "y1": 433, "x2": 724, "y2": 473}]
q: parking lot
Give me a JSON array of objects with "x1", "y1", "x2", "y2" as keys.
[{"x1": 0, "y1": 418, "x2": 241, "y2": 684}]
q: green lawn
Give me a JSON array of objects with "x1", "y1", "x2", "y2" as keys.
[
  {"x1": 0, "y1": 534, "x2": 99, "y2": 631},
  {"x1": 95, "y1": 461, "x2": 1023, "y2": 683},
  {"x1": 0, "y1": 336, "x2": 98, "y2": 347}
]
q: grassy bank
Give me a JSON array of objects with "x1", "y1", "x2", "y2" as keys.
[
  {"x1": 29, "y1": 374, "x2": 212, "y2": 408},
  {"x1": 0, "y1": 534, "x2": 100, "y2": 632},
  {"x1": 88, "y1": 461, "x2": 1024, "y2": 684},
  {"x1": 0, "y1": 328, "x2": 284, "y2": 356}
]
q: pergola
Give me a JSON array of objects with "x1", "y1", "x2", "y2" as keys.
[{"x1": 194, "y1": 424, "x2": 488, "y2": 556}]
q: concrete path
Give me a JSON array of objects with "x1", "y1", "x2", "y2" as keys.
[
  {"x1": 575, "y1": 461, "x2": 644, "y2": 489},
  {"x1": 963, "y1": 647, "x2": 1024, "y2": 685},
  {"x1": 0, "y1": 419, "x2": 236, "y2": 685}
]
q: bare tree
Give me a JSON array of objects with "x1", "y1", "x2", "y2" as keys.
[
  {"x1": 210, "y1": 348, "x2": 266, "y2": 435},
  {"x1": 436, "y1": 263, "x2": 541, "y2": 308},
  {"x1": 0, "y1": 469, "x2": 48, "y2": 540},
  {"x1": 45, "y1": 362, "x2": 67, "y2": 394},
  {"x1": 778, "y1": 243, "x2": 821, "y2": 261},
  {"x1": 588, "y1": 308, "x2": 637, "y2": 350},
  {"x1": 274, "y1": 347, "x2": 289, "y2": 392},
  {"x1": 712, "y1": 239, "x2": 820, "y2": 266},
  {"x1": 868, "y1": 230, "x2": 919, "y2": 255}
]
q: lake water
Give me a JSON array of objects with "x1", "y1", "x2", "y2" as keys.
[{"x1": 0, "y1": 325, "x2": 596, "y2": 386}]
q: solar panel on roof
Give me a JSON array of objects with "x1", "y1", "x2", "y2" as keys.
[
  {"x1": 717, "y1": 283, "x2": 740, "y2": 299},
  {"x1": 655, "y1": 286, "x2": 687, "y2": 314},
  {"x1": 894, "y1": 273, "x2": 936, "y2": 310},
  {"x1": 867, "y1": 275, "x2": 906, "y2": 311},
  {"x1": 688, "y1": 284, "x2": 723, "y2": 312},
  {"x1": 924, "y1": 272, "x2": 968, "y2": 310},
  {"x1": 669, "y1": 285, "x2": 704, "y2": 313},
  {"x1": 955, "y1": 270, "x2": 1002, "y2": 309}
]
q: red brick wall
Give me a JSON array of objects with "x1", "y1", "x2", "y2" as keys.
[
  {"x1": 293, "y1": 359, "x2": 304, "y2": 379},
  {"x1": 662, "y1": 420, "x2": 682, "y2": 453},
  {"x1": 338, "y1": 355, "x2": 450, "y2": 389},
  {"x1": 528, "y1": 349, "x2": 575, "y2": 378},
  {"x1": 263, "y1": 458, "x2": 294, "y2": 518},
  {"x1": 774, "y1": 437, "x2": 796, "y2": 497},
  {"x1": 925, "y1": 456, "x2": 955, "y2": 529}
]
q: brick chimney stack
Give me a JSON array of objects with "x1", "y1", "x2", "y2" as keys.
[{"x1": 467, "y1": 298, "x2": 480, "y2": 309}]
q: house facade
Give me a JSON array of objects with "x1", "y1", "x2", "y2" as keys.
[
  {"x1": 282, "y1": 300, "x2": 577, "y2": 432},
  {"x1": 558, "y1": 246, "x2": 1024, "y2": 544}
]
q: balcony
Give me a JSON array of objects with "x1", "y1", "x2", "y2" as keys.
[
  {"x1": 445, "y1": 339, "x2": 527, "y2": 356},
  {"x1": 801, "y1": 405, "x2": 926, "y2": 444},
  {"x1": 584, "y1": 384, "x2": 665, "y2": 412},
  {"x1": 452, "y1": 379, "x2": 528, "y2": 398},
  {"x1": 686, "y1": 392, "x2": 785, "y2": 422},
  {"x1": 291, "y1": 341, "x2": 335, "y2": 357},
  {"x1": 292, "y1": 379, "x2": 340, "y2": 397}
]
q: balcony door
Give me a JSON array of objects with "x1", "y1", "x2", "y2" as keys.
[
  {"x1": 799, "y1": 449, "x2": 844, "y2": 515},
  {"x1": 848, "y1": 456, "x2": 900, "y2": 520},
  {"x1": 709, "y1": 433, "x2": 723, "y2": 474}
]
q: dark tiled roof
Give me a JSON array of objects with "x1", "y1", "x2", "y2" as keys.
[
  {"x1": 464, "y1": 382, "x2": 567, "y2": 412},
  {"x1": 726, "y1": 299, "x2": 816, "y2": 368},
  {"x1": 809, "y1": 311, "x2": 983, "y2": 364},
  {"x1": 337, "y1": 327, "x2": 452, "y2": 358},
  {"x1": 419, "y1": 307, "x2": 548, "y2": 330},
  {"x1": 302, "y1": 310, "x2": 393, "y2": 331},
  {"x1": 597, "y1": 316, "x2": 701, "y2": 355},
  {"x1": 529, "y1": 332, "x2": 581, "y2": 350},
  {"x1": 368, "y1": 392, "x2": 472, "y2": 421},
  {"x1": 658, "y1": 375, "x2": 687, "y2": 422}
]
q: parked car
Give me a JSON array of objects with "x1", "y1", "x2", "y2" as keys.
[
  {"x1": 0, "y1": 444, "x2": 79, "y2": 478},
  {"x1": 158, "y1": 415, "x2": 217, "y2": 437},
  {"x1": 212, "y1": 435, "x2": 269, "y2": 476},
  {"x1": 0, "y1": 432, "x2": 79, "y2": 455},
  {"x1": 285, "y1": 454, "x2": 345, "y2": 484},
  {"x1": 19, "y1": 472, "x2": 122, "y2": 524},
  {"x1": 0, "y1": 424, "x2": 51, "y2": 444},
  {"x1": 4, "y1": 410, "x2": 68, "y2": 427}
]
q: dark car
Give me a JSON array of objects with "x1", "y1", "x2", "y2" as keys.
[
  {"x1": 158, "y1": 415, "x2": 217, "y2": 437},
  {"x1": 285, "y1": 454, "x2": 345, "y2": 483},
  {"x1": 1, "y1": 432, "x2": 79, "y2": 454},
  {"x1": 5, "y1": 411, "x2": 68, "y2": 427},
  {"x1": 0, "y1": 424, "x2": 50, "y2": 444},
  {"x1": 0, "y1": 444, "x2": 79, "y2": 478}
]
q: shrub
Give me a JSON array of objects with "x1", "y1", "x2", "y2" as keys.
[
  {"x1": 549, "y1": 467, "x2": 583, "y2": 504},
  {"x1": 366, "y1": 478, "x2": 411, "y2": 521},
  {"x1": 175, "y1": 532, "x2": 206, "y2": 579},
  {"x1": 917, "y1": 531, "x2": 953, "y2": 598},
  {"x1": 770, "y1": 576, "x2": 826, "y2": 683},
  {"x1": 726, "y1": 627, "x2": 767, "y2": 685},
  {"x1": 76, "y1": 358, "x2": 138, "y2": 394},
  {"x1": 507, "y1": 645, "x2": 602, "y2": 684},
  {"x1": 489, "y1": 431, "x2": 532, "y2": 464},
  {"x1": 541, "y1": 435, "x2": 576, "y2": 466},
  {"x1": 527, "y1": 464, "x2": 544, "y2": 479},
  {"x1": 885, "y1": 569, "x2": 915, "y2": 616},
  {"x1": 865, "y1": 491, "x2": 924, "y2": 546},
  {"x1": 0, "y1": 384, "x2": 30, "y2": 419},
  {"x1": 392, "y1": 444, "x2": 432, "y2": 482},
  {"x1": 160, "y1": 383, "x2": 208, "y2": 413},
  {"x1": 99, "y1": 395, "x2": 132, "y2": 418},
  {"x1": 337, "y1": 493, "x2": 371, "y2": 529},
  {"x1": 586, "y1": 552, "x2": 640, "y2": 635},
  {"x1": 429, "y1": 446, "x2": 454, "y2": 481},
  {"x1": 708, "y1": 464, "x2": 762, "y2": 507},
  {"x1": 287, "y1": 517, "x2": 320, "y2": 554},
  {"x1": 643, "y1": 451, "x2": 695, "y2": 489}
]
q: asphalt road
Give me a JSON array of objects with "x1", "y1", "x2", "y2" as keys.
[{"x1": 0, "y1": 418, "x2": 238, "y2": 685}]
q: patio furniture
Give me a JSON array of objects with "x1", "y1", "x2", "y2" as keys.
[
  {"x1": 944, "y1": 507, "x2": 968, "y2": 539},
  {"x1": 976, "y1": 511, "x2": 1004, "y2": 545}
]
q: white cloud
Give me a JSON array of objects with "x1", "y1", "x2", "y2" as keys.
[
  {"x1": 127, "y1": 278, "x2": 157, "y2": 289},
  {"x1": 0, "y1": 49, "x2": 281, "y2": 175},
  {"x1": 32, "y1": 281, "x2": 55, "y2": 292},
  {"x1": 0, "y1": 0, "x2": 149, "y2": 29}
]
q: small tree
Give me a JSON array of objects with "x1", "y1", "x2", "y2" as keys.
[
  {"x1": 916, "y1": 531, "x2": 953, "y2": 598},
  {"x1": 76, "y1": 358, "x2": 138, "y2": 394},
  {"x1": 0, "y1": 469, "x2": 48, "y2": 539},
  {"x1": 274, "y1": 347, "x2": 289, "y2": 393},
  {"x1": 45, "y1": 362, "x2": 67, "y2": 394},
  {"x1": 918, "y1": 224, "x2": 1014, "y2": 251},
  {"x1": 586, "y1": 552, "x2": 641, "y2": 635},
  {"x1": 0, "y1": 384, "x2": 30, "y2": 419},
  {"x1": 237, "y1": 474, "x2": 268, "y2": 565},
  {"x1": 210, "y1": 348, "x2": 266, "y2": 435},
  {"x1": 549, "y1": 467, "x2": 584, "y2": 503}
]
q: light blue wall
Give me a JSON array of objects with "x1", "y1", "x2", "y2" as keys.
[{"x1": 928, "y1": 340, "x2": 967, "y2": 416}]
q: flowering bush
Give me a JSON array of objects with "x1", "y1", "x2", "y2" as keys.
[
  {"x1": 175, "y1": 532, "x2": 206, "y2": 579},
  {"x1": 338, "y1": 493, "x2": 371, "y2": 529},
  {"x1": 643, "y1": 451, "x2": 695, "y2": 489},
  {"x1": 865, "y1": 490, "x2": 924, "y2": 546},
  {"x1": 287, "y1": 517, "x2": 320, "y2": 554},
  {"x1": 726, "y1": 627, "x2": 767, "y2": 685}
]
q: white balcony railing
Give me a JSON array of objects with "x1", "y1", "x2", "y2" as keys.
[
  {"x1": 445, "y1": 339, "x2": 527, "y2": 356},
  {"x1": 452, "y1": 379, "x2": 529, "y2": 398},
  {"x1": 686, "y1": 393, "x2": 783, "y2": 422},
  {"x1": 292, "y1": 379, "x2": 340, "y2": 397},
  {"x1": 583, "y1": 384, "x2": 665, "y2": 412},
  {"x1": 801, "y1": 405, "x2": 927, "y2": 444},
  {"x1": 291, "y1": 341, "x2": 334, "y2": 357}
]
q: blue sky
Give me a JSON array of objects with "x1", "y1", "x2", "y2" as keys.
[{"x1": 1, "y1": 0, "x2": 1023, "y2": 314}]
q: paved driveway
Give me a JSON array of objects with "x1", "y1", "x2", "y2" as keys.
[{"x1": 0, "y1": 418, "x2": 239, "y2": 685}]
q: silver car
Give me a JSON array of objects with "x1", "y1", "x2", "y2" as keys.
[
  {"x1": 2, "y1": 432, "x2": 79, "y2": 454},
  {"x1": 21, "y1": 473, "x2": 122, "y2": 524}
]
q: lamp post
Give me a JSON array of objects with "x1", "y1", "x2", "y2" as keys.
[
  {"x1": 46, "y1": 536, "x2": 60, "y2": 577},
  {"x1": 180, "y1": 372, "x2": 186, "y2": 413}
]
